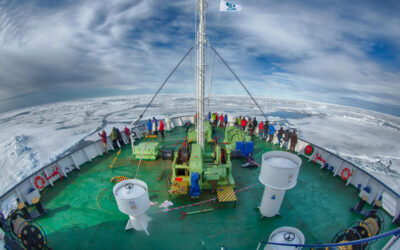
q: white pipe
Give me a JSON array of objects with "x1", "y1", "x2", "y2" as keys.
[{"x1": 129, "y1": 116, "x2": 142, "y2": 155}]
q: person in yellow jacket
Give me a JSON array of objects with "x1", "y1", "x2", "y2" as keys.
[
  {"x1": 110, "y1": 127, "x2": 119, "y2": 150},
  {"x1": 211, "y1": 112, "x2": 217, "y2": 126}
]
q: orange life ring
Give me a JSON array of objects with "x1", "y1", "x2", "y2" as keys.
[
  {"x1": 34, "y1": 176, "x2": 45, "y2": 189},
  {"x1": 341, "y1": 168, "x2": 351, "y2": 181}
]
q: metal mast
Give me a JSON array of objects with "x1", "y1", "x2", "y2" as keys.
[{"x1": 196, "y1": 0, "x2": 206, "y2": 149}]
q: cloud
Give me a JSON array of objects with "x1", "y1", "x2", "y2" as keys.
[
  {"x1": 0, "y1": 0, "x2": 193, "y2": 100},
  {"x1": 211, "y1": 1, "x2": 400, "y2": 109},
  {"x1": 0, "y1": 0, "x2": 399, "y2": 115}
]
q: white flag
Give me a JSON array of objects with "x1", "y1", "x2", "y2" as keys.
[{"x1": 220, "y1": 0, "x2": 241, "y2": 12}]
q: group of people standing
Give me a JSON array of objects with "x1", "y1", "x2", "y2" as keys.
[
  {"x1": 207, "y1": 112, "x2": 228, "y2": 127},
  {"x1": 98, "y1": 114, "x2": 298, "y2": 154},
  {"x1": 236, "y1": 116, "x2": 298, "y2": 152},
  {"x1": 146, "y1": 117, "x2": 165, "y2": 138},
  {"x1": 98, "y1": 117, "x2": 166, "y2": 154},
  {"x1": 237, "y1": 116, "x2": 263, "y2": 136},
  {"x1": 98, "y1": 125, "x2": 131, "y2": 154}
]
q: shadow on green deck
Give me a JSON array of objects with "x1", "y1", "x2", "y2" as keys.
[{"x1": 36, "y1": 127, "x2": 396, "y2": 250}]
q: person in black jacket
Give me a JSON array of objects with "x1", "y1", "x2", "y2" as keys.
[
  {"x1": 277, "y1": 127, "x2": 284, "y2": 145},
  {"x1": 283, "y1": 129, "x2": 290, "y2": 150},
  {"x1": 115, "y1": 128, "x2": 125, "y2": 147},
  {"x1": 263, "y1": 120, "x2": 269, "y2": 139},
  {"x1": 252, "y1": 117, "x2": 257, "y2": 135},
  {"x1": 110, "y1": 127, "x2": 119, "y2": 150},
  {"x1": 290, "y1": 129, "x2": 298, "y2": 152}
]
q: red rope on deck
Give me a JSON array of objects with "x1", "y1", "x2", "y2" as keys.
[{"x1": 248, "y1": 158, "x2": 261, "y2": 167}]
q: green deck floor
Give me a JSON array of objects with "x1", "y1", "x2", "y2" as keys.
[{"x1": 35, "y1": 126, "x2": 396, "y2": 249}]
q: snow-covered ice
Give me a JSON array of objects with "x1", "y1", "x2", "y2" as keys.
[{"x1": 0, "y1": 95, "x2": 399, "y2": 196}]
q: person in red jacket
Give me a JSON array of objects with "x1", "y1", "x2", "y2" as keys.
[
  {"x1": 98, "y1": 130, "x2": 108, "y2": 154},
  {"x1": 159, "y1": 120, "x2": 165, "y2": 138},
  {"x1": 124, "y1": 125, "x2": 131, "y2": 143},
  {"x1": 241, "y1": 117, "x2": 247, "y2": 130},
  {"x1": 259, "y1": 121, "x2": 264, "y2": 139},
  {"x1": 220, "y1": 113, "x2": 224, "y2": 127}
]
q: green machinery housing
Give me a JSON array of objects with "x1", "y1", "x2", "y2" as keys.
[
  {"x1": 171, "y1": 124, "x2": 251, "y2": 190},
  {"x1": 132, "y1": 123, "x2": 252, "y2": 191},
  {"x1": 132, "y1": 141, "x2": 161, "y2": 160}
]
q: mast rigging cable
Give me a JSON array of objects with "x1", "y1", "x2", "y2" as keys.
[
  {"x1": 210, "y1": 46, "x2": 268, "y2": 120},
  {"x1": 139, "y1": 45, "x2": 268, "y2": 121},
  {"x1": 208, "y1": 7, "x2": 221, "y2": 109},
  {"x1": 138, "y1": 46, "x2": 194, "y2": 120}
]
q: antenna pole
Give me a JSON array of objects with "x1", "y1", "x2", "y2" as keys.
[{"x1": 196, "y1": 0, "x2": 206, "y2": 149}]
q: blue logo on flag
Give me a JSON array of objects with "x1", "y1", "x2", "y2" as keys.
[{"x1": 226, "y1": 2, "x2": 238, "y2": 11}]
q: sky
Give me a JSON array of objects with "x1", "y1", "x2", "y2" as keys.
[{"x1": 0, "y1": 0, "x2": 399, "y2": 116}]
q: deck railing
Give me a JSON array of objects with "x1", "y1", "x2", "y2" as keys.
[
  {"x1": 1, "y1": 115, "x2": 399, "y2": 226},
  {"x1": 256, "y1": 227, "x2": 400, "y2": 249}
]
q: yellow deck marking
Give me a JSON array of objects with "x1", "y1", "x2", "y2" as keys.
[
  {"x1": 110, "y1": 149, "x2": 122, "y2": 168},
  {"x1": 217, "y1": 186, "x2": 237, "y2": 202},
  {"x1": 169, "y1": 180, "x2": 188, "y2": 195}
]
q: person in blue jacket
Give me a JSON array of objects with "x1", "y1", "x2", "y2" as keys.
[
  {"x1": 268, "y1": 122, "x2": 275, "y2": 143},
  {"x1": 147, "y1": 119, "x2": 152, "y2": 135},
  {"x1": 224, "y1": 114, "x2": 228, "y2": 127}
]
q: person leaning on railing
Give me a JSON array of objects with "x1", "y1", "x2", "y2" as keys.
[
  {"x1": 283, "y1": 129, "x2": 290, "y2": 150},
  {"x1": 290, "y1": 130, "x2": 298, "y2": 152},
  {"x1": 267, "y1": 122, "x2": 275, "y2": 142},
  {"x1": 124, "y1": 126, "x2": 131, "y2": 144},
  {"x1": 110, "y1": 127, "x2": 119, "y2": 150},
  {"x1": 98, "y1": 130, "x2": 108, "y2": 154}
]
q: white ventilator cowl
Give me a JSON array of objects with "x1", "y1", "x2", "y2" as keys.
[
  {"x1": 259, "y1": 151, "x2": 302, "y2": 217},
  {"x1": 113, "y1": 179, "x2": 151, "y2": 235}
]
